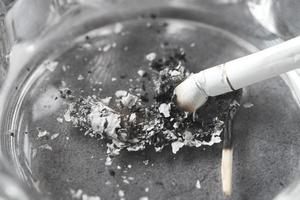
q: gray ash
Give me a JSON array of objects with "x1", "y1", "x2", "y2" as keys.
[
  {"x1": 62, "y1": 48, "x2": 241, "y2": 155},
  {"x1": 59, "y1": 88, "x2": 74, "y2": 100}
]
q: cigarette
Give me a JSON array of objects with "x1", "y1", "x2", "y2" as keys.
[{"x1": 175, "y1": 36, "x2": 300, "y2": 112}]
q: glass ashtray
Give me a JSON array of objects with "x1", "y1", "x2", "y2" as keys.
[{"x1": 1, "y1": 1, "x2": 300, "y2": 200}]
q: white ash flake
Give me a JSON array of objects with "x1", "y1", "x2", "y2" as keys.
[
  {"x1": 64, "y1": 110, "x2": 72, "y2": 122},
  {"x1": 70, "y1": 189, "x2": 101, "y2": 200},
  {"x1": 118, "y1": 190, "x2": 125, "y2": 197},
  {"x1": 139, "y1": 197, "x2": 149, "y2": 200},
  {"x1": 77, "y1": 74, "x2": 84, "y2": 80},
  {"x1": 105, "y1": 113, "x2": 121, "y2": 138},
  {"x1": 196, "y1": 180, "x2": 201, "y2": 189},
  {"x1": 170, "y1": 127, "x2": 223, "y2": 154},
  {"x1": 145, "y1": 187, "x2": 149, "y2": 192},
  {"x1": 89, "y1": 110, "x2": 106, "y2": 136},
  {"x1": 115, "y1": 90, "x2": 128, "y2": 98},
  {"x1": 120, "y1": 93, "x2": 139, "y2": 109},
  {"x1": 121, "y1": 175, "x2": 134, "y2": 184},
  {"x1": 105, "y1": 156, "x2": 112, "y2": 166},
  {"x1": 159, "y1": 103, "x2": 171, "y2": 118},
  {"x1": 37, "y1": 130, "x2": 50, "y2": 138},
  {"x1": 231, "y1": 100, "x2": 240, "y2": 107},
  {"x1": 137, "y1": 70, "x2": 147, "y2": 77},
  {"x1": 170, "y1": 70, "x2": 181, "y2": 77},
  {"x1": 184, "y1": 127, "x2": 222, "y2": 148},
  {"x1": 115, "y1": 90, "x2": 139, "y2": 109},
  {"x1": 39, "y1": 144, "x2": 52, "y2": 151},
  {"x1": 51, "y1": 133, "x2": 60, "y2": 140},
  {"x1": 129, "y1": 113, "x2": 136, "y2": 122},
  {"x1": 103, "y1": 44, "x2": 112, "y2": 52},
  {"x1": 127, "y1": 145, "x2": 145, "y2": 152},
  {"x1": 145, "y1": 52, "x2": 156, "y2": 61},
  {"x1": 88, "y1": 102, "x2": 121, "y2": 140},
  {"x1": 107, "y1": 143, "x2": 121, "y2": 156},
  {"x1": 114, "y1": 23, "x2": 123, "y2": 34},
  {"x1": 243, "y1": 102, "x2": 254, "y2": 108},
  {"x1": 154, "y1": 146, "x2": 164, "y2": 152},
  {"x1": 101, "y1": 97, "x2": 112, "y2": 105},
  {"x1": 105, "y1": 180, "x2": 112, "y2": 185},
  {"x1": 62, "y1": 65, "x2": 67, "y2": 72},
  {"x1": 43, "y1": 60, "x2": 58, "y2": 72},
  {"x1": 143, "y1": 160, "x2": 149, "y2": 165},
  {"x1": 111, "y1": 77, "x2": 117, "y2": 82},
  {"x1": 200, "y1": 129, "x2": 222, "y2": 146},
  {"x1": 190, "y1": 43, "x2": 196, "y2": 47},
  {"x1": 127, "y1": 164, "x2": 132, "y2": 169},
  {"x1": 82, "y1": 194, "x2": 101, "y2": 200},
  {"x1": 70, "y1": 189, "x2": 83, "y2": 199},
  {"x1": 81, "y1": 43, "x2": 92, "y2": 50},
  {"x1": 173, "y1": 122, "x2": 179, "y2": 129},
  {"x1": 61, "y1": 80, "x2": 67, "y2": 87},
  {"x1": 56, "y1": 117, "x2": 63, "y2": 123},
  {"x1": 171, "y1": 141, "x2": 184, "y2": 154}
]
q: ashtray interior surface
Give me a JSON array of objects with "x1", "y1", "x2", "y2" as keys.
[{"x1": 2, "y1": 2, "x2": 300, "y2": 200}]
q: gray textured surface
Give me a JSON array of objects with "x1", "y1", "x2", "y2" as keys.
[
  {"x1": 33, "y1": 77, "x2": 300, "y2": 200},
  {"x1": 19, "y1": 18, "x2": 300, "y2": 200}
]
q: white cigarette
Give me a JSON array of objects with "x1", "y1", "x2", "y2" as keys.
[{"x1": 175, "y1": 36, "x2": 300, "y2": 112}]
